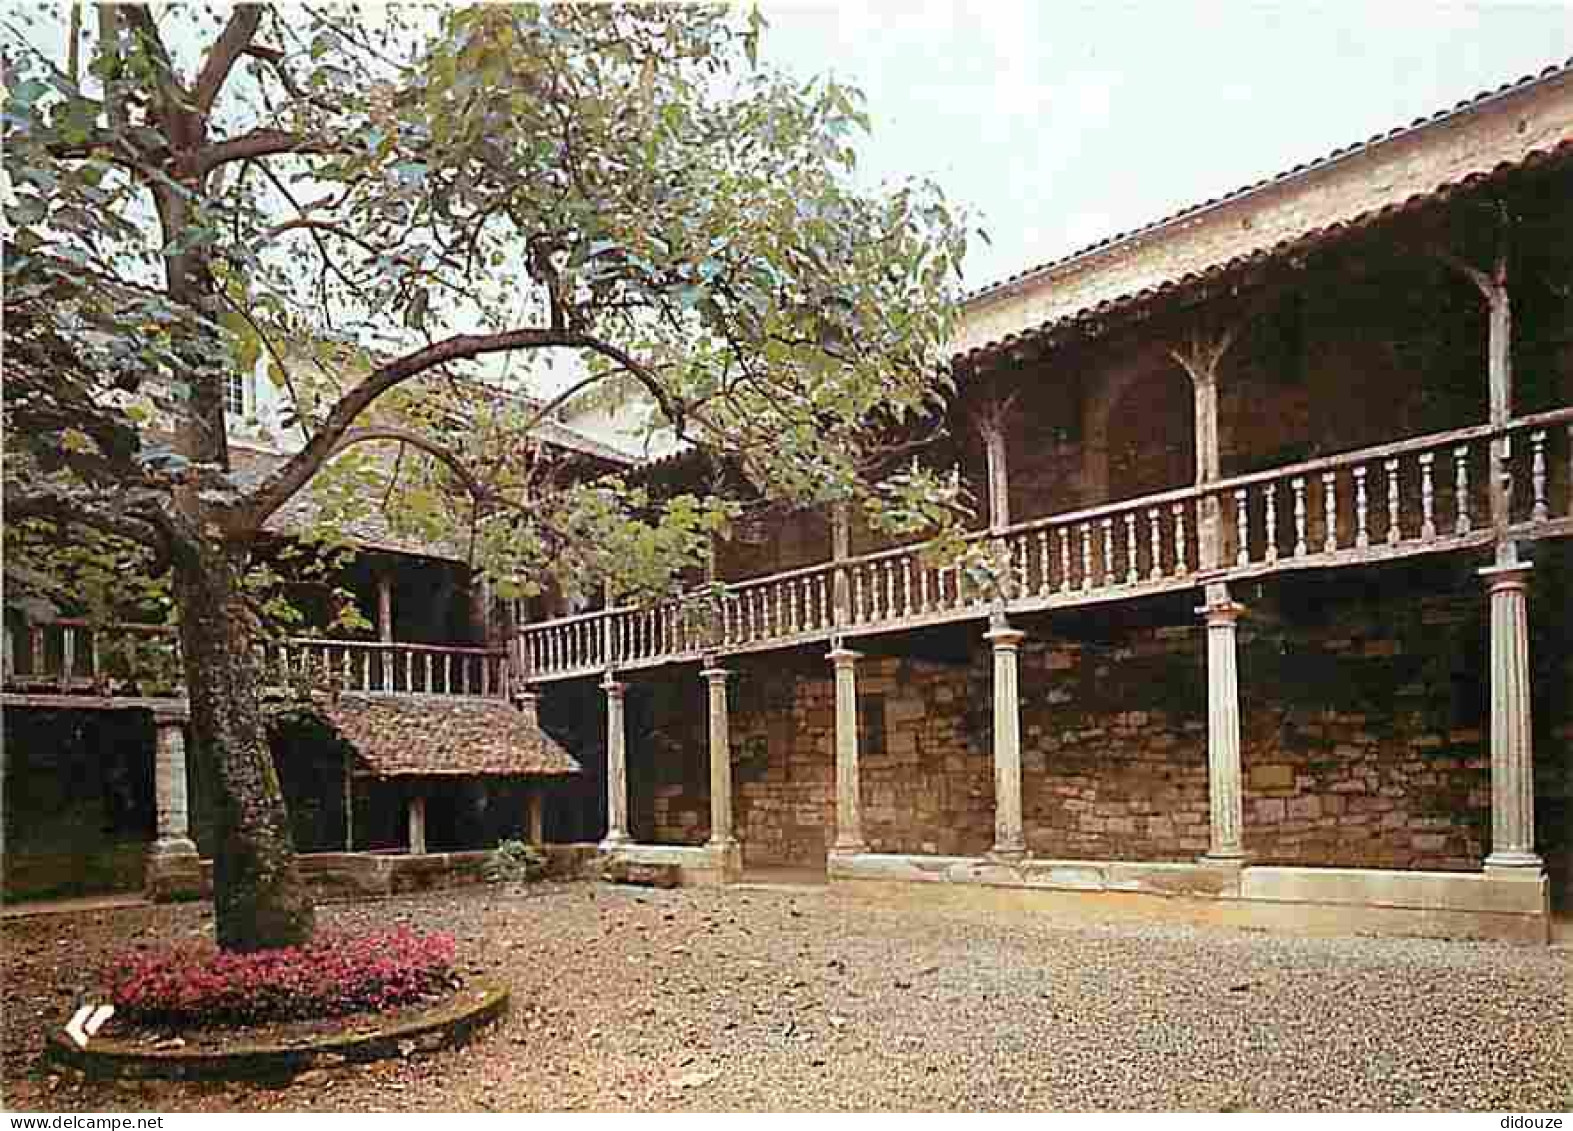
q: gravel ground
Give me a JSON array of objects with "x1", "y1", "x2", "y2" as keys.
[{"x1": 3, "y1": 882, "x2": 1570, "y2": 1112}]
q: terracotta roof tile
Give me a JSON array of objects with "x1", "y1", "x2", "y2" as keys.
[
  {"x1": 317, "y1": 694, "x2": 581, "y2": 778},
  {"x1": 956, "y1": 57, "x2": 1573, "y2": 363}
]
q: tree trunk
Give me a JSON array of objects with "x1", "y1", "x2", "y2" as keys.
[{"x1": 174, "y1": 538, "x2": 315, "y2": 951}]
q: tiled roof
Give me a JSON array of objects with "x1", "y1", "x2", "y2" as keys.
[
  {"x1": 320, "y1": 693, "x2": 581, "y2": 778},
  {"x1": 231, "y1": 443, "x2": 470, "y2": 561},
  {"x1": 956, "y1": 57, "x2": 1573, "y2": 363}
]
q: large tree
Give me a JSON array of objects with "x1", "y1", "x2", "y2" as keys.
[{"x1": 2, "y1": 2, "x2": 971, "y2": 950}]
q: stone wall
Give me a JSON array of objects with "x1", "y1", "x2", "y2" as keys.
[{"x1": 638, "y1": 553, "x2": 1572, "y2": 880}]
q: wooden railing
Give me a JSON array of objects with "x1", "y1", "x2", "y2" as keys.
[
  {"x1": 2, "y1": 618, "x2": 182, "y2": 696},
  {"x1": 9, "y1": 411, "x2": 1568, "y2": 695},
  {"x1": 517, "y1": 409, "x2": 1573, "y2": 681},
  {"x1": 260, "y1": 638, "x2": 510, "y2": 699},
  {"x1": 2, "y1": 623, "x2": 510, "y2": 702}
]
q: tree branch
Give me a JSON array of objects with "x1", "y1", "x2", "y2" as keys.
[
  {"x1": 194, "y1": 127, "x2": 333, "y2": 175},
  {"x1": 330, "y1": 426, "x2": 491, "y2": 505},
  {"x1": 192, "y1": 3, "x2": 264, "y2": 115}
]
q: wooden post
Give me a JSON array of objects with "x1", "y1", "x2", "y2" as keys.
[
  {"x1": 1173, "y1": 329, "x2": 1236, "y2": 571},
  {"x1": 979, "y1": 405, "x2": 1015, "y2": 602},
  {"x1": 344, "y1": 754, "x2": 355, "y2": 851},
  {"x1": 832, "y1": 502, "x2": 852, "y2": 629},
  {"x1": 377, "y1": 574, "x2": 394, "y2": 643},
  {"x1": 526, "y1": 787, "x2": 545, "y2": 848},
  {"x1": 1433, "y1": 232, "x2": 1516, "y2": 565},
  {"x1": 407, "y1": 793, "x2": 427, "y2": 856}
]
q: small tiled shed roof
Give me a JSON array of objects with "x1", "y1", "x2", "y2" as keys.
[{"x1": 319, "y1": 694, "x2": 581, "y2": 779}]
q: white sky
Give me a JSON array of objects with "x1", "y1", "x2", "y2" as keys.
[{"x1": 755, "y1": 0, "x2": 1573, "y2": 291}]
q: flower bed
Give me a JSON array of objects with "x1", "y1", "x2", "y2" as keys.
[{"x1": 104, "y1": 927, "x2": 457, "y2": 1029}]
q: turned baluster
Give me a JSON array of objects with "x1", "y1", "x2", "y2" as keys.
[
  {"x1": 1292, "y1": 476, "x2": 1308, "y2": 557},
  {"x1": 1148, "y1": 508, "x2": 1163, "y2": 581},
  {"x1": 423, "y1": 651, "x2": 433, "y2": 693},
  {"x1": 1173, "y1": 503, "x2": 1188, "y2": 575},
  {"x1": 901, "y1": 558, "x2": 913, "y2": 616},
  {"x1": 1353, "y1": 466, "x2": 1370, "y2": 549},
  {"x1": 1530, "y1": 430, "x2": 1549, "y2": 522},
  {"x1": 885, "y1": 561, "x2": 897, "y2": 620},
  {"x1": 1454, "y1": 446, "x2": 1471, "y2": 534},
  {"x1": 1235, "y1": 487, "x2": 1250, "y2": 566},
  {"x1": 1264, "y1": 483, "x2": 1279, "y2": 564},
  {"x1": 1059, "y1": 528, "x2": 1072, "y2": 593},
  {"x1": 1381, "y1": 458, "x2": 1400, "y2": 545},
  {"x1": 1100, "y1": 519, "x2": 1114, "y2": 587},
  {"x1": 1080, "y1": 524, "x2": 1093, "y2": 591},
  {"x1": 381, "y1": 645, "x2": 394, "y2": 692},
  {"x1": 1124, "y1": 513, "x2": 1139, "y2": 585},
  {"x1": 1417, "y1": 453, "x2": 1437, "y2": 539},
  {"x1": 1036, "y1": 530, "x2": 1050, "y2": 596},
  {"x1": 1321, "y1": 470, "x2": 1338, "y2": 553}
]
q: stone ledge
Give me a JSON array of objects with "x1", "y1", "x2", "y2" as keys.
[
  {"x1": 45, "y1": 982, "x2": 510, "y2": 1082},
  {"x1": 600, "y1": 843, "x2": 734, "y2": 887},
  {"x1": 1240, "y1": 866, "x2": 1549, "y2": 916},
  {"x1": 829, "y1": 853, "x2": 1550, "y2": 945}
]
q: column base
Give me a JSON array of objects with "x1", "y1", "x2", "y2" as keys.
[
  {"x1": 1484, "y1": 852, "x2": 1545, "y2": 876},
  {"x1": 1198, "y1": 851, "x2": 1247, "y2": 871},
  {"x1": 145, "y1": 838, "x2": 201, "y2": 902},
  {"x1": 706, "y1": 837, "x2": 743, "y2": 882},
  {"x1": 599, "y1": 831, "x2": 632, "y2": 852},
  {"x1": 987, "y1": 845, "x2": 1027, "y2": 865}
]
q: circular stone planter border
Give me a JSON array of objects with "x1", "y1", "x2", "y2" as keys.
[{"x1": 45, "y1": 982, "x2": 510, "y2": 1082}]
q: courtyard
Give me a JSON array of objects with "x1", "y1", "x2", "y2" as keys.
[{"x1": 3, "y1": 883, "x2": 1569, "y2": 1112}]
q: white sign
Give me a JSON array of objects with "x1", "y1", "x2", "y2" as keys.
[{"x1": 64, "y1": 1002, "x2": 114, "y2": 1049}]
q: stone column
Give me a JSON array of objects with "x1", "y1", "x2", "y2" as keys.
[
  {"x1": 526, "y1": 787, "x2": 545, "y2": 848},
  {"x1": 407, "y1": 793, "x2": 427, "y2": 855},
  {"x1": 703, "y1": 665, "x2": 742, "y2": 880},
  {"x1": 1200, "y1": 585, "x2": 1246, "y2": 865},
  {"x1": 986, "y1": 623, "x2": 1027, "y2": 861},
  {"x1": 146, "y1": 710, "x2": 201, "y2": 901},
  {"x1": 600, "y1": 676, "x2": 630, "y2": 848},
  {"x1": 828, "y1": 646, "x2": 866, "y2": 854},
  {"x1": 1481, "y1": 564, "x2": 1543, "y2": 873}
]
